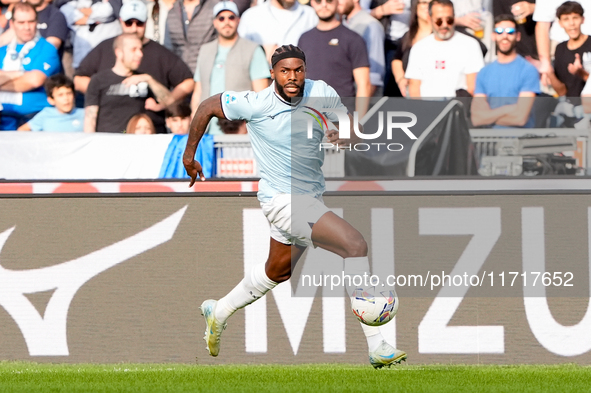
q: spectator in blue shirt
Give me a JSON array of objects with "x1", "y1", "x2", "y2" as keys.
[
  {"x1": 0, "y1": 2, "x2": 61, "y2": 130},
  {"x1": 18, "y1": 74, "x2": 84, "y2": 131},
  {"x1": 0, "y1": 0, "x2": 69, "y2": 53},
  {"x1": 471, "y1": 14, "x2": 540, "y2": 128}
]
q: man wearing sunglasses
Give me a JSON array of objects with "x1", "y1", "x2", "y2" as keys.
[
  {"x1": 191, "y1": 1, "x2": 270, "y2": 135},
  {"x1": 405, "y1": 0, "x2": 484, "y2": 98},
  {"x1": 73, "y1": 0, "x2": 194, "y2": 134},
  {"x1": 471, "y1": 15, "x2": 539, "y2": 128}
]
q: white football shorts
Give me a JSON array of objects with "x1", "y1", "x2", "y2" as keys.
[{"x1": 260, "y1": 193, "x2": 330, "y2": 247}]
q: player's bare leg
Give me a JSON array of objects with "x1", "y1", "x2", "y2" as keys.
[
  {"x1": 311, "y1": 211, "x2": 407, "y2": 368},
  {"x1": 311, "y1": 211, "x2": 370, "y2": 299},
  {"x1": 200, "y1": 238, "x2": 306, "y2": 356},
  {"x1": 263, "y1": 239, "x2": 307, "y2": 283}
]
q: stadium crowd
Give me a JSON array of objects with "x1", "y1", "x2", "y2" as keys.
[{"x1": 0, "y1": 0, "x2": 589, "y2": 132}]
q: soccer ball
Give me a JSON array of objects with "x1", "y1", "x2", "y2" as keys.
[{"x1": 351, "y1": 287, "x2": 398, "y2": 326}]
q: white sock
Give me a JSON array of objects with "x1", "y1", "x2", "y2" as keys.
[
  {"x1": 360, "y1": 323, "x2": 385, "y2": 352},
  {"x1": 344, "y1": 257, "x2": 385, "y2": 351},
  {"x1": 214, "y1": 262, "x2": 277, "y2": 323},
  {"x1": 343, "y1": 256, "x2": 370, "y2": 297}
]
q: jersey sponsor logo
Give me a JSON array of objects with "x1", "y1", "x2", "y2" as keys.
[
  {"x1": 329, "y1": 38, "x2": 339, "y2": 46},
  {"x1": 37, "y1": 22, "x2": 47, "y2": 29}
]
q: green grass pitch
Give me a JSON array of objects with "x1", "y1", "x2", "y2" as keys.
[{"x1": 1, "y1": 363, "x2": 590, "y2": 392}]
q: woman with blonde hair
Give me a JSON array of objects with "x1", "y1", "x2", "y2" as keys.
[{"x1": 126, "y1": 113, "x2": 156, "y2": 134}]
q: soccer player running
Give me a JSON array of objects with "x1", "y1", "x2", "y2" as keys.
[{"x1": 183, "y1": 45, "x2": 406, "y2": 368}]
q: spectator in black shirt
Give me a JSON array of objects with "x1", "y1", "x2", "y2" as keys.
[
  {"x1": 548, "y1": 1, "x2": 591, "y2": 101},
  {"x1": 84, "y1": 33, "x2": 172, "y2": 133},
  {"x1": 391, "y1": 0, "x2": 431, "y2": 97},
  {"x1": 298, "y1": 0, "x2": 371, "y2": 117},
  {"x1": 75, "y1": 0, "x2": 194, "y2": 133}
]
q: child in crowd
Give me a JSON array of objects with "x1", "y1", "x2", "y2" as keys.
[
  {"x1": 126, "y1": 114, "x2": 156, "y2": 134},
  {"x1": 165, "y1": 102, "x2": 191, "y2": 135},
  {"x1": 17, "y1": 74, "x2": 84, "y2": 132},
  {"x1": 219, "y1": 119, "x2": 247, "y2": 134}
]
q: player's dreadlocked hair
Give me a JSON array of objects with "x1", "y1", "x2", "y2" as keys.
[{"x1": 271, "y1": 45, "x2": 306, "y2": 68}]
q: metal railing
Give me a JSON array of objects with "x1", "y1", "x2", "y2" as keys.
[{"x1": 470, "y1": 128, "x2": 591, "y2": 176}]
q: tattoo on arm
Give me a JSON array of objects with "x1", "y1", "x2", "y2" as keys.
[
  {"x1": 183, "y1": 94, "x2": 224, "y2": 164},
  {"x1": 84, "y1": 105, "x2": 98, "y2": 133},
  {"x1": 148, "y1": 78, "x2": 172, "y2": 106}
]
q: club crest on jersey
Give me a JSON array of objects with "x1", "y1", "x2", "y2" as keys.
[{"x1": 225, "y1": 93, "x2": 237, "y2": 105}]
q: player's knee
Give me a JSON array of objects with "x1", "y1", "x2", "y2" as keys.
[
  {"x1": 269, "y1": 271, "x2": 291, "y2": 283},
  {"x1": 265, "y1": 263, "x2": 292, "y2": 283},
  {"x1": 266, "y1": 269, "x2": 291, "y2": 283},
  {"x1": 343, "y1": 237, "x2": 368, "y2": 258}
]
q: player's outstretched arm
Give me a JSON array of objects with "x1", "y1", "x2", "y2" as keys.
[{"x1": 183, "y1": 93, "x2": 226, "y2": 186}]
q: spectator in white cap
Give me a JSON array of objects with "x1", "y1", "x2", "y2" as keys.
[
  {"x1": 163, "y1": 0, "x2": 218, "y2": 71},
  {"x1": 60, "y1": 0, "x2": 123, "y2": 69},
  {"x1": 74, "y1": 0, "x2": 195, "y2": 133},
  {"x1": 191, "y1": 0, "x2": 270, "y2": 134},
  {"x1": 119, "y1": 0, "x2": 148, "y2": 24},
  {"x1": 213, "y1": 1, "x2": 240, "y2": 16}
]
